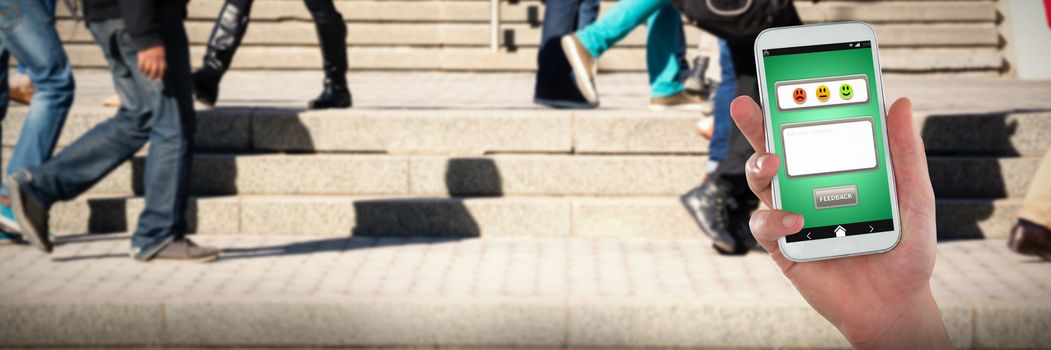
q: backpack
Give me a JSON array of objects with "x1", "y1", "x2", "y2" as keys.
[{"x1": 673, "y1": 0, "x2": 788, "y2": 41}]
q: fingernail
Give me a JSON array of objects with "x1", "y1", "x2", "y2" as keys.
[{"x1": 783, "y1": 214, "x2": 801, "y2": 229}]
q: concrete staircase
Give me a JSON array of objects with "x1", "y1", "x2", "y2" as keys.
[
  {"x1": 54, "y1": 0, "x2": 1005, "y2": 73},
  {"x1": 4, "y1": 87, "x2": 1048, "y2": 241}
]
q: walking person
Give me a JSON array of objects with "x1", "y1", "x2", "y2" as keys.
[
  {"x1": 677, "y1": 0, "x2": 802, "y2": 254},
  {"x1": 193, "y1": 0, "x2": 351, "y2": 109},
  {"x1": 560, "y1": 0, "x2": 703, "y2": 110},
  {"x1": 0, "y1": 0, "x2": 75, "y2": 243},
  {"x1": 6, "y1": 0, "x2": 219, "y2": 262},
  {"x1": 533, "y1": 0, "x2": 600, "y2": 108}
]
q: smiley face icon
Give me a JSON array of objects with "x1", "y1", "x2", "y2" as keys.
[
  {"x1": 839, "y1": 83, "x2": 853, "y2": 100},
  {"x1": 792, "y1": 88, "x2": 806, "y2": 104},
  {"x1": 815, "y1": 85, "x2": 830, "y2": 102}
]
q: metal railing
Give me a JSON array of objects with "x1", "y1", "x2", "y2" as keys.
[{"x1": 490, "y1": 0, "x2": 500, "y2": 51}]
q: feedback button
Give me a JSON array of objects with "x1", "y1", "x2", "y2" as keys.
[{"x1": 813, "y1": 185, "x2": 859, "y2": 209}]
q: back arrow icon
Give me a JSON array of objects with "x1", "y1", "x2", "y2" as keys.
[
  {"x1": 807, "y1": 232, "x2": 813, "y2": 239},
  {"x1": 869, "y1": 225, "x2": 874, "y2": 233}
]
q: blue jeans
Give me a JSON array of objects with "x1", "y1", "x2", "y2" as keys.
[
  {"x1": 0, "y1": 0, "x2": 74, "y2": 196},
  {"x1": 575, "y1": 0, "x2": 684, "y2": 97},
  {"x1": 25, "y1": 17, "x2": 195, "y2": 255},
  {"x1": 709, "y1": 39, "x2": 734, "y2": 162},
  {"x1": 14, "y1": 0, "x2": 54, "y2": 75},
  {"x1": 533, "y1": 0, "x2": 599, "y2": 106}
]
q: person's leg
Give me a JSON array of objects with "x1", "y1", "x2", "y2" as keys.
[
  {"x1": 577, "y1": 0, "x2": 599, "y2": 29},
  {"x1": 131, "y1": 14, "x2": 197, "y2": 259},
  {"x1": 708, "y1": 39, "x2": 735, "y2": 165},
  {"x1": 24, "y1": 19, "x2": 151, "y2": 207},
  {"x1": 1009, "y1": 147, "x2": 1051, "y2": 260},
  {"x1": 574, "y1": 0, "x2": 671, "y2": 58},
  {"x1": 1, "y1": 0, "x2": 75, "y2": 195},
  {"x1": 534, "y1": 0, "x2": 592, "y2": 108},
  {"x1": 1019, "y1": 148, "x2": 1051, "y2": 229},
  {"x1": 193, "y1": 0, "x2": 254, "y2": 106},
  {"x1": 7, "y1": 18, "x2": 151, "y2": 253},
  {"x1": 304, "y1": 0, "x2": 351, "y2": 109},
  {"x1": 643, "y1": 3, "x2": 684, "y2": 98}
]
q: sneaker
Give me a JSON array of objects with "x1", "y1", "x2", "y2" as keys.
[
  {"x1": 650, "y1": 92, "x2": 706, "y2": 111},
  {"x1": 696, "y1": 116, "x2": 715, "y2": 139},
  {"x1": 560, "y1": 35, "x2": 599, "y2": 106},
  {"x1": 0, "y1": 231, "x2": 16, "y2": 245},
  {"x1": 680, "y1": 178, "x2": 737, "y2": 252},
  {"x1": 134, "y1": 238, "x2": 220, "y2": 263},
  {"x1": 5, "y1": 172, "x2": 51, "y2": 253},
  {"x1": 0, "y1": 201, "x2": 20, "y2": 234},
  {"x1": 9, "y1": 72, "x2": 34, "y2": 105},
  {"x1": 101, "y1": 94, "x2": 121, "y2": 107}
]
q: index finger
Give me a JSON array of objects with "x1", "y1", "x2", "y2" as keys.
[{"x1": 730, "y1": 96, "x2": 767, "y2": 153}]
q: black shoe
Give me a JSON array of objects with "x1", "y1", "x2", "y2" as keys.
[
  {"x1": 192, "y1": 71, "x2": 220, "y2": 107},
  {"x1": 135, "y1": 238, "x2": 220, "y2": 263},
  {"x1": 681, "y1": 177, "x2": 737, "y2": 252},
  {"x1": 5, "y1": 171, "x2": 51, "y2": 253},
  {"x1": 308, "y1": 82, "x2": 352, "y2": 109},
  {"x1": 308, "y1": 7, "x2": 351, "y2": 110},
  {"x1": 728, "y1": 190, "x2": 762, "y2": 254}
]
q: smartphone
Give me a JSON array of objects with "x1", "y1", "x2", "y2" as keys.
[{"x1": 754, "y1": 22, "x2": 901, "y2": 262}]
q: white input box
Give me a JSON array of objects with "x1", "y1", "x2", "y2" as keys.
[
  {"x1": 781, "y1": 117, "x2": 878, "y2": 177},
  {"x1": 775, "y1": 75, "x2": 869, "y2": 111}
]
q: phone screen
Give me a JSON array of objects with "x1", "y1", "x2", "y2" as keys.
[{"x1": 762, "y1": 41, "x2": 895, "y2": 242}]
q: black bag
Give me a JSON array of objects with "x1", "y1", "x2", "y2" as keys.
[{"x1": 673, "y1": 0, "x2": 788, "y2": 42}]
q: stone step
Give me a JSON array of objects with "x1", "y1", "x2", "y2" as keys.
[
  {"x1": 56, "y1": 0, "x2": 998, "y2": 24},
  {"x1": 47, "y1": 194, "x2": 1020, "y2": 240},
  {"x1": 62, "y1": 44, "x2": 1004, "y2": 73},
  {"x1": 55, "y1": 20, "x2": 1000, "y2": 48},
  {"x1": 1, "y1": 238, "x2": 1045, "y2": 349},
  {"x1": 1, "y1": 151, "x2": 1039, "y2": 200},
  {"x1": 7, "y1": 108, "x2": 1048, "y2": 156}
]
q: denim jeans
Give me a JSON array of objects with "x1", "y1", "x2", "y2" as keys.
[
  {"x1": 533, "y1": 0, "x2": 599, "y2": 105},
  {"x1": 26, "y1": 17, "x2": 195, "y2": 256},
  {"x1": 575, "y1": 0, "x2": 684, "y2": 97},
  {"x1": 708, "y1": 39, "x2": 735, "y2": 162},
  {"x1": 0, "y1": 0, "x2": 74, "y2": 196},
  {"x1": 14, "y1": 0, "x2": 54, "y2": 75}
]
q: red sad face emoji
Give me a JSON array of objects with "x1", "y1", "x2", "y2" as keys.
[{"x1": 792, "y1": 88, "x2": 806, "y2": 104}]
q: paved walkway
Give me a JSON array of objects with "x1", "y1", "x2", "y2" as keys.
[{"x1": 1, "y1": 235, "x2": 1049, "y2": 348}]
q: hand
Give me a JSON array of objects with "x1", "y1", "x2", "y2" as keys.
[
  {"x1": 730, "y1": 96, "x2": 952, "y2": 349},
  {"x1": 137, "y1": 45, "x2": 167, "y2": 82}
]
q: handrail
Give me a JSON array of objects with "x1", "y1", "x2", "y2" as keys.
[{"x1": 490, "y1": 0, "x2": 500, "y2": 51}]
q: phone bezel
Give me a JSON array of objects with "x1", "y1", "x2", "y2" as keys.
[{"x1": 754, "y1": 22, "x2": 902, "y2": 262}]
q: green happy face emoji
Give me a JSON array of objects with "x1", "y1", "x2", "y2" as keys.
[{"x1": 839, "y1": 83, "x2": 853, "y2": 100}]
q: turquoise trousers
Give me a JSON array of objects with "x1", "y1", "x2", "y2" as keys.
[{"x1": 575, "y1": 0, "x2": 683, "y2": 97}]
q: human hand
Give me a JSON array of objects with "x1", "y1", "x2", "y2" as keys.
[
  {"x1": 137, "y1": 44, "x2": 167, "y2": 82},
  {"x1": 730, "y1": 96, "x2": 952, "y2": 349}
]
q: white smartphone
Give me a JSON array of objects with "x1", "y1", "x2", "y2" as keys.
[{"x1": 754, "y1": 22, "x2": 901, "y2": 262}]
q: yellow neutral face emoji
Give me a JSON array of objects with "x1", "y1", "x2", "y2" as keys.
[{"x1": 815, "y1": 85, "x2": 830, "y2": 102}]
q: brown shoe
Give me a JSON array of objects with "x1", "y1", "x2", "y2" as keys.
[
  {"x1": 1008, "y1": 220, "x2": 1051, "y2": 261},
  {"x1": 9, "y1": 78, "x2": 34, "y2": 105},
  {"x1": 650, "y1": 91, "x2": 705, "y2": 111},
  {"x1": 560, "y1": 34, "x2": 599, "y2": 106},
  {"x1": 137, "y1": 238, "x2": 220, "y2": 263}
]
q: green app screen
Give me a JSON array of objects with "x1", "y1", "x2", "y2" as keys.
[{"x1": 762, "y1": 42, "x2": 894, "y2": 242}]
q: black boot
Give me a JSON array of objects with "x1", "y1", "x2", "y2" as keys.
[
  {"x1": 194, "y1": 1, "x2": 252, "y2": 107},
  {"x1": 307, "y1": 8, "x2": 352, "y2": 109},
  {"x1": 681, "y1": 177, "x2": 738, "y2": 253}
]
